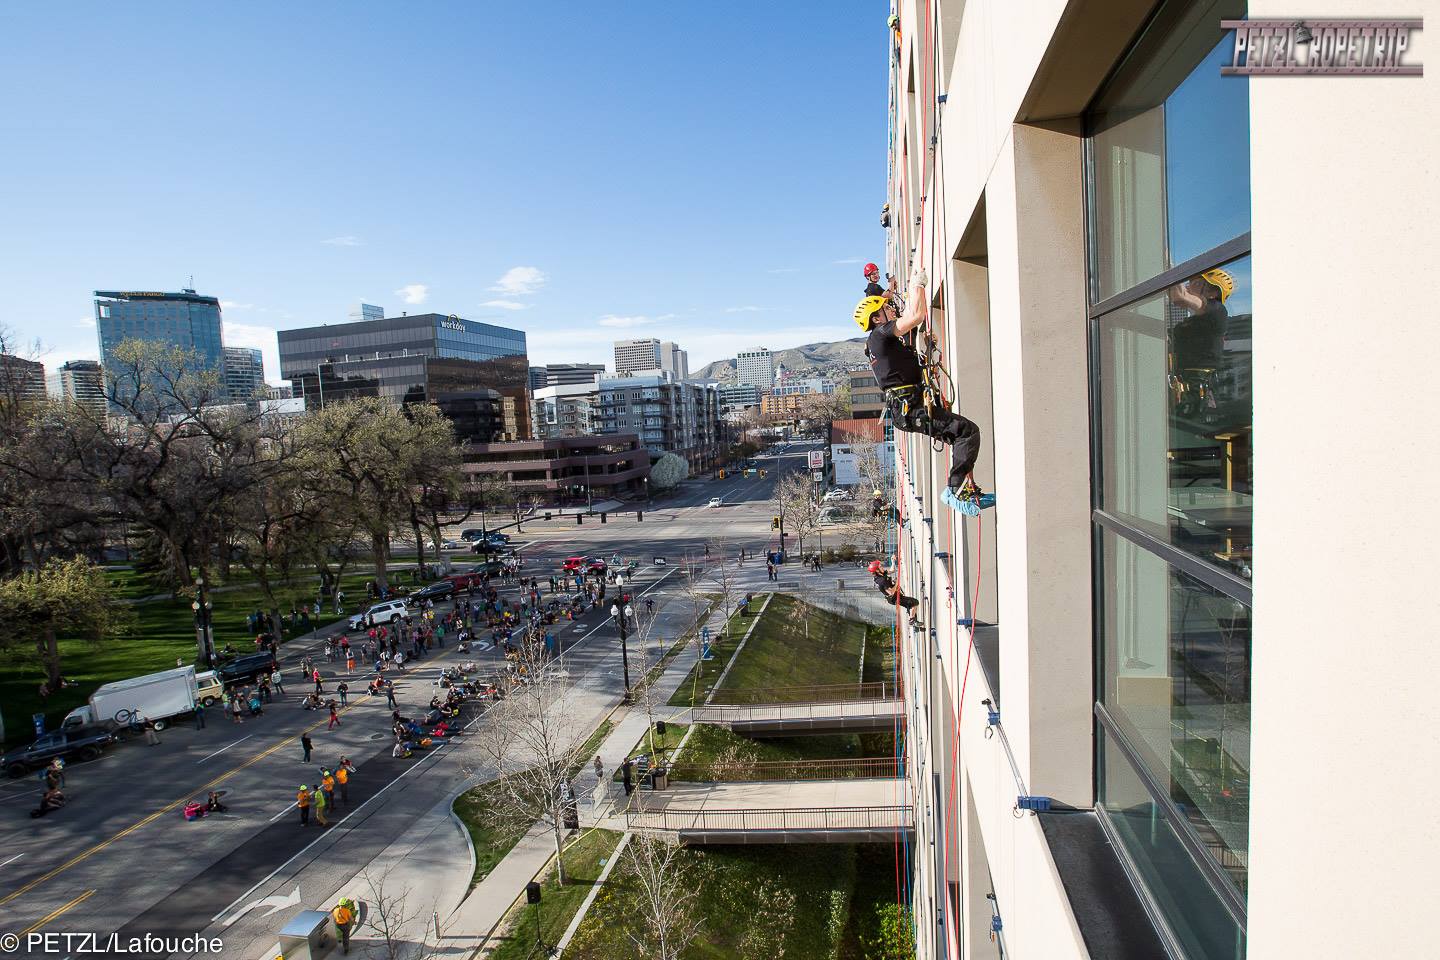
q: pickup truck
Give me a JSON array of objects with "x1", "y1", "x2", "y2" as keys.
[{"x1": 4, "y1": 729, "x2": 116, "y2": 778}]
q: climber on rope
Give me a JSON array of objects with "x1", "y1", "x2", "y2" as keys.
[
  {"x1": 863, "y1": 262, "x2": 896, "y2": 300},
  {"x1": 854, "y1": 266, "x2": 992, "y2": 516},
  {"x1": 869, "y1": 560, "x2": 922, "y2": 629}
]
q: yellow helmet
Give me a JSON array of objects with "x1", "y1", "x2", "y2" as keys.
[
  {"x1": 853, "y1": 296, "x2": 889, "y2": 331},
  {"x1": 1200, "y1": 269, "x2": 1235, "y2": 303}
]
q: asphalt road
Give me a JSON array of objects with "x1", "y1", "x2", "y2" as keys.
[{"x1": 0, "y1": 442, "x2": 827, "y2": 958}]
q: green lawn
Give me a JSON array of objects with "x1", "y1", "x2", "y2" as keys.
[
  {"x1": 712, "y1": 595, "x2": 870, "y2": 702},
  {"x1": 453, "y1": 719, "x2": 614, "y2": 891},
  {"x1": 0, "y1": 572, "x2": 374, "y2": 744},
  {"x1": 666, "y1": 724, "x2": 897, "y2": 782},
  {"x1": 486, "y1": 828, "x2": 623, "y2": 960},
  {"x1": 564, "y1": 842, "x2": 903, "y2": 960},
  {"x1": 666, "y1": 601, "x2": 763, "y2": 707}
]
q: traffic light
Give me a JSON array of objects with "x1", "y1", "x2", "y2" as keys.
[{"x1": 772, "y1": 517, "x2": 781, "y2": 529}]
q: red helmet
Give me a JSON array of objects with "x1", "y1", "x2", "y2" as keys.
[
  {"x1": 867, "y1": 560, "x2": 884, "y2": 574},
  {"x1": 863, "y1": 262, "x2": 880, "y2": 279}
]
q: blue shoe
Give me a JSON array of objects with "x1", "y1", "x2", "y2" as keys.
[{"x1": 941, "y1": 487, "x2": 979, "y2": 516}]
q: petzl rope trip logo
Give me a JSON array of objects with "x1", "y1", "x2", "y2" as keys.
[{"x1": 1221, "y1": 19, "x2": 1423, "y2": 76}]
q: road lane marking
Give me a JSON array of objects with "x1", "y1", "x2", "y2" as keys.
[
  {"x1": 0, "y1": 694, "x2": 374, "y2": 908},
  {"x1": 210, "y1": 742, "x2": 448, "y2": 924},
  {"x1": 20, "y1": 889, "x2": 94, "y2": 935},
  {"x1": 197, "y1": 734, "x2": 253, "y2": 763},
  {"x1": 0, "y1": 854, "x2": 23, "y2": 868}
]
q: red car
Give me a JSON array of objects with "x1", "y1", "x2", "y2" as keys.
[
  {"x1": 447, "y1": 571, "x2": 485, "y2": 589},
  {"x1": 561, "y1": 556, "x2": 608, "y2": 575},
  {"x1": 562, "y1": 556, "x2": 586, "y2": 573}
]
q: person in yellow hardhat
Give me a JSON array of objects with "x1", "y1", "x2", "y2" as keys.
[
  {"x1": 854, "y1": 266, "x2": 983, "y2": 514},
  {"x1": 1166, "y1": 267, "x2": 1235, "y2": 415},
  {"x1": 296, "y1": 785, "x2": 311, "y2": 827},
  {"x1": 331, "y1": 897, "x2": 357, "y2": 954}
]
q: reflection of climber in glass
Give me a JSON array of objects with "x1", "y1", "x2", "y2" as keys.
[{"x1": 1166, "y1": 268, "x2": 1233, "y2": 422}]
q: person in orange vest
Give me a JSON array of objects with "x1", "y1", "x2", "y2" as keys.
[
  {"x1": 336, "y1": 757, "x2": 354, "y2": 803},
  {"x1": 331, "y1": 897, "x2": 357, "y2": 954},
  {"x1": 321, "y1": 770, "x2": 336, "y2": 808},
  {"x1": 296, "y1": 785, "x2": 312, "y2": 827}
]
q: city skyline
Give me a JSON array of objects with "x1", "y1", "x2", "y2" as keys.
[{"x1": 0, "y1": 4, "x2": 883, "y2": 384}]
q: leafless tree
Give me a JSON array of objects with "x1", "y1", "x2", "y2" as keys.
[
  {"x1": 467, "y1": 640, "x2": 587, "y2": 885},
  {"x1": 772, "y1": 470, "x2": 822, "y2": 556},
  {"x1": 852, "y1": 440, "x2": 896, "y2": 553},
  {"x1": 619, "y1": 833, "x2": 703, "y2": 960},
  {"x1": 357, "y1": 865, "x2": 442, "y2": 960}
]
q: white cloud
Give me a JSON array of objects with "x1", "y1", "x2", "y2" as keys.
[
  {"x1": 597, "y1": 315, "x2": 655, "y2": 328},
  {"x1": 480, "y1": 300, "x2": 528, "y2": 311},
  {"x1": 78, "y1": 316, "x2": 95, "y2": 328},
  {"x1": 724, "y1": 305, "x2": 766, "y2": 313},
  {"x1": 322, "y1": 235, "x2": 363, "y2": 247},
  {"x1": 489, "y1": 266, "x2": 547, "y2": 297},
  {"x1": 395, "y1": 284, "x2": 429, "y2": 305},
  {"x1": 220, "y1": 300, "x2": 255, "y2": 310},
  {"x1": 222, "y1": 320, "x2": 281, "y2": 383},
  {"x1": 833, "y1": 258, "x2": 864, "y2": 265}
]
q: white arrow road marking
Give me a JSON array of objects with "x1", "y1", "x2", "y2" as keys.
[{"x1": 223, "y1": 885, "x2": 301, "y2": 926}]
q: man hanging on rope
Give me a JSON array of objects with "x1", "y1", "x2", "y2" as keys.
[
  {"x1": 854, "y1": 266, "x2": 988, "y2": 514},
  {"x1": 863, "y1": 262, "x2": 896, "y2": 300},
  {"x1": 869, "y1": 560, "x2": 922, "y2": 629}
]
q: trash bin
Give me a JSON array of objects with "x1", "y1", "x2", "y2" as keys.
[
  {"x1": 275, "y1": 910, "x2": 336, "y2": 960},
  {"x1": 652, "y1": 767, "x2": 670, "y2": 791}
]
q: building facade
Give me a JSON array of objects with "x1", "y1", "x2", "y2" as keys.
[
  {"x1": 94, "y1": 289, "x2": 224, "y2": 375},
  {"x1": 532, "y1": 382, "x2": 599, "y2": 439},
  {"x1": 596, "y1": 374, "x2": 721, "y2": 473},
  {"x1": 0, "y1": 354, "x2": 46, "y2": 403},
  {"x1": 735, "y1": 347, "x2": 775, "y2": 389},
  {"x1": 613, "y1": 338, "x2": 663, "y2": 377},
  {"x1": 848, "y1": 369, "x2": 884, "y2": 420},
  {"x1": 829, "y1": 418, "x2": 891, "y2": 488},
  {"x1": 660, "y1": 341, "x2": 688, "y2": 380},
  {"x1": 717, "y1": 383, "x2": 761, "y2": 420},
  {"x1": 277, "y1": 313, "x2": 530, "y2": 441},
  {"x1": 46, "y1": 359, "x2": 106, "y2": 417},
  {"x1": 532, "y1": 363, "x2": 606, "y2": 387},
  {"x1": 462, "y1": 435, "x2": 648, "y2": 503},
  {"x1": 881, "y1": 2, "x2": 1435, "y2": 959},
  {"x1": 222, "y1": 346, "x2": 266, "y2": 402}
]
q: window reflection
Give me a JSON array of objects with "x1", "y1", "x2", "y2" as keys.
[{"x1": 1099, "y1": 256, "x2": 1252, "y2": 578}]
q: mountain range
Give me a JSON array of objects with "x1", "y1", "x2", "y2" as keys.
[{"x1": 693, "y1": 338, "x2": 868, "y2": 383}]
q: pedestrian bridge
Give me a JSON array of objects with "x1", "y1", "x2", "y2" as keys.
[
  {"x1": 690, "y1": 683, "x2": 903, "y2": 734},
  {"x1": 625, "y1": 777, "x2": 912, "y2": 844}
]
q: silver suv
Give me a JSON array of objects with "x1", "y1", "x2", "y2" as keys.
[{"x1": 348, "y1": 599, "x2": 408, "y2": 630}]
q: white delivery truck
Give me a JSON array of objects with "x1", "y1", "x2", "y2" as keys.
[{"x1": 61, "y1": 665, "x2": 200, "y2": 733}]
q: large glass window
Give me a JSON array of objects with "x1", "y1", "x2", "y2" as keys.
[{"x1": 1088, "y1": 2, "x2": 1251, "y2": 956}]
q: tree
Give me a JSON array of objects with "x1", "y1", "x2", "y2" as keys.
[
  {"x1": 852, "y1": 441, "x2": 896, "y2": 553},
  {"x1": 468, "y1": 640, "x2": 588, "y2": 885},
  {"x1": 649, "y1": 452, "x2": 689, "y2": 492},
  {"x1": 772, "y1": 471, "x2": 822, "y2": 556},
  {"x1": 357, "y1": 865, "x2": 443, "y2": 960},
  {"x1": 674, "y1": 538, "x2": 740, "y2": 707},
  {"x1": 296, "y1": 398, "x2": 462, "y2": 591},
  {"x1": 0, "y1": 557, "x2": 133, "y2": 689},
  {"x1": 618, "y1": 834, "x2": 703, "y2": 960}
]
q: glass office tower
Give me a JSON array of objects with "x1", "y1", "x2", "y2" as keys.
[{"x1": 94, "y1": 289, "x2": 224, "y2": 373}]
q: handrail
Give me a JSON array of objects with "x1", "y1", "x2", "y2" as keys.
[
  {"x1": 626, "y1": 804, "x2": 913, "y2": 833},
  {"x1": 691, "y1": 698, "x2": 903, "y2": 724},
  {"x1": 666, "y1": 757, "x2": 901, "y2": 782},
  {"x1": 708, "y1": 681, "x2": 894, "y2": 704}
]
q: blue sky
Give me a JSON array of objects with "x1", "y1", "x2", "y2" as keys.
[{"x1": 0, "y1": 2, "x2": 886, "y2": 383}]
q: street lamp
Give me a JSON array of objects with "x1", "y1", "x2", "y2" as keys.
[
  {"x1": 192, "y1": 578, "x2": 216, "y2": 668},
  {"x1": 609, "y1": 601, "x2": 634, "y2": 702}
]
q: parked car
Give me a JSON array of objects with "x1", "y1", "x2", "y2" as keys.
[
  {"x1": 218, "y1": 651, "x2": 278, "y2": 685},
  {"x1": 194, "y1": 670, "x2": 225, "y2": 707},
  {"x1": 460, "y1": 529, "x2": 486, "y2": 542},
  {"x1": 585, "y1": 558, "x2": 609, "y2": 575},
  {"x1": 708, "y1": 497, "x2": 723, "y2": 508},
  {"x1": 408, "y1": 580, "x2": 455, "y2": 604},
  {"x1": 441, "y1": 539, "x2": 468, "y2": 550},
  {"x1": 347, "y1": 599, "x2": 409, "y2": 630},
  {"x1": 823, "y1": 488, "x2": 852, "y2": 502},
  {"x1": 4, "y1": 729, "x2": 116, "y2": 778},
  {"x1": 469, "y1": 559, "x2": 515, "y2": 577},
  {"x1": 487, "y1": 532, "x2": 512, "y2": 544},
  {"x1": 562, "y1": 556, "x2": 587, "y2": 573}
]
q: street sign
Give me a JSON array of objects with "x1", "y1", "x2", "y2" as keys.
[
  {"x1": 813, "y1": 471, "x2": 824, "y2": 482},
  {"x1": 808, "y1": 450, "x2": 825, "y2": 469}
]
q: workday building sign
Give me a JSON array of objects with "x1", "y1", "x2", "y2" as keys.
[{"x1": 1222, "y1": 19, "x2": 1423, "y2": 75}]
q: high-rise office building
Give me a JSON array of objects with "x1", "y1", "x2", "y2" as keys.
[
  {"x1": 94, "y1": 289, "x2": 224, "y2": 375},
  {"x1": 613, "y1": 338, "x2": 664, "y2": 377},
  {"x1": 531, "y1": 363, "x2": 606, "y2": 388},
  {"x1": 736, "y1": 347, "x2": 774, "y2": 389},
  {"x1": 0, "y1": 354, "x2": 46, "y2": 403},
  {"x1": 278, "y1": 312, "x2": 530, "y2": 441},
  {"x1": 222, "y1": 346, "x2": 266, "y2": 402},
  {"x1": 660, "y1": 342, "x2": 688, "y2": 380},
  {"x1": 46, "y1": 360, "x2": 106, "y2": 417},
  {"x1": 596, "y1": 374, "x2": 721, "y2": 473}
]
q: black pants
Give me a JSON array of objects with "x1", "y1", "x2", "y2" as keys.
[{"x1": 886, "y1": 391, "x2": 982, "y2": 490}]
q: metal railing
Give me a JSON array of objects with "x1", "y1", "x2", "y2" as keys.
[
  {"x1": 627, "y1": 804, "x2": 913, "y2": 834},
  {"x1": 666, "y1": 757, "x2": 902, "y2": 783},
  {"x1": 708, "y1": 681, "x2": 895, "y2": 705},
  {"x1": 691, "y1": 698, "x2": 903, "y2": 725}
]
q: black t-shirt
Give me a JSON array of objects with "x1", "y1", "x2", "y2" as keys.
[
  {"x1": 864, "y1": 281, "x2": 887, "y2": 297},
  {"x1": 866, "y1": 320, "x2": 924, "y2": 389},
  {"x1": 1172, "y1": 303, "x2": 1227, "y2": 370}
]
